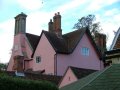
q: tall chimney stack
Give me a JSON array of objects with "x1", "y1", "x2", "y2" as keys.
[
  {"x1": 53, "y1": 12, "x2": 62, "y2": 37},
  {"x1": 95, "y1": 33, "x2": 106, "y2": 54},
  {"x1": 14, "y1": 12, "x2": 27, "y2": 35},
  {"x1": 48, "y1": 19, "x2": 54, "y2": 33}
]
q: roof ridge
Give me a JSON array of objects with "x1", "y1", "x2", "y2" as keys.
[
  {"x1": 63, "y1": 27, "x2": 86, "y2": 36},
  {"x1": 26, "y1": 33, "x2": 39, "y2": 36},
  {"x1": 79, "y1": 65, "x2": 112, "y2": 90}
]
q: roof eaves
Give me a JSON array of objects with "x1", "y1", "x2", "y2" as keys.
[
  {"x1": 67, "y1": 28, "x2": 86, "y2": 54},
  {"x1": 31, "y1": 30, "x2": 44, "y2": 58},
  {"x1": 43, "y1": 31, "x2": 58, "y2": 52},
  {"x1": 25, "y1": 34, "x2": 34, "y2": 51},
  {"x1": 86, "y1": 28, "x2": 102, "y2": 60},
  {"x1": 105, "y1": 49, "x2": 120, "y2": 55}
]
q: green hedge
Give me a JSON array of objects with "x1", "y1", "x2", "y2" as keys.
[{"x1": 0, "y1": 74, "x2": 58, "y2": 90}]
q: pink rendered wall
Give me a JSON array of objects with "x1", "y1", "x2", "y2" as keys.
[
  {"x1": 32, "y1": 34, "x2": 56, "y2": 75},
  {"x1": 7, "y1": 34, "x2": 24, "y2": 71},
  {"x1": 24, "y1": 37, "x2": 33, "y2": 70},
  {"x1": 7, "y1": 54, "x2": 14, "y2": 71},
  {"x1": 57, "y1": 34, "x2": 104, "y2": 76},
  {"x1": 59, "y1": 68, "x2": 77, "y2": 88},
  {"x1": 25, "y1": 36, "x2": 33, "y2": 59},
  {"x1": 7, "y1": 33, "x2": 33, "y2": 71}
]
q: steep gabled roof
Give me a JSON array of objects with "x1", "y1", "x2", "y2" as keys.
[
  {"x1": 60, "y1": 64, "x2": 120, "y2": 90},
  {"x1": 44, "y1": 31, "x2": 68, "y2": 54},
  {"x1": 31, "y1": 27, "x2": 101, "y2": 58},
  {"x1": 110, "y1": 27, "x2": 120, "y2": 50},
  {"x1": 26, "y1": 33, "x2": 39, "y2": 51},
  {"x1": 70, "y1": 66, "x2": 97, "y2": 79},
  {"x1": 63, "y1": 28, "x2": 86, "y2": 53}
]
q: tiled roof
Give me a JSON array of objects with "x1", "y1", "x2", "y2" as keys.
[
  {"x1": 2, "y1": 71, "x2": 62, "y2": 85},
  {"x1": 43, "y1": 28, "x2": 85, "y2": 54},
  {"x1": 44, "y1": 31, "x2": 68, "y2": 54},
  {"x1": 60, "y1": 64, "x2": 120, "y2": 90},
  {"x1": 32, "y1": 27, "x2": 101, "y2": 58},
  {"x1": 63, "y1": 28, "x2": 85, "y2": 53},
  {"x1": 70, "y1": 66, "x2": 96, "y2": 79},
  {"x1": 114, "y1": 35, "x2": 120, "y2": 49},
  {"x1": 26, "y1": 33, "x2": 39, "y2": 51},
  {"x1": 31, "y1": 28, "x2": 86, "y2": 57}
]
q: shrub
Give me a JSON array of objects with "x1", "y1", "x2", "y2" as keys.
[{"x1": 0, "y1": 74, "x2": 58, "y2": 90}]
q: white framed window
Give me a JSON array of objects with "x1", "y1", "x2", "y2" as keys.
[
  {"x1": 36, "y1": 56, "x2": 41, "y2": 63},
  {"x1": 14, "y1": 45, "x2": 19, "y2": 51},
  {"x1": 81, "y1": 47, "x2": 89, "y2": 56}
]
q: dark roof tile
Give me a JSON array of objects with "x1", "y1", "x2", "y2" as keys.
[
  {"x1": 70, "y1": 66, "x2": 96, "y2": 79},
  {"x1": 26, "y1": 33, "x2": 39, "y2": 50},
  {"x1": 30, "y1": 27, "x2": 101, "y2": 58},
  {"x1": 43, "y1": 31, "x2": 68, "y2": 53},
  {"x1": 63, "y1": 28, "x2": 85, "y2": 53}
]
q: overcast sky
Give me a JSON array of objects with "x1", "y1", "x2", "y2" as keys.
[{"x1": 0, "y1": 0, "x2": 120, "y2": 63}]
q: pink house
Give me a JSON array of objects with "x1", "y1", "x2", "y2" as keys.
[
  {"x1": 7, "y1": 12, "x2": 104, "y2": 78},
  {"x1": 59, "y1": 66, "x2": 96, "y2": 88}
]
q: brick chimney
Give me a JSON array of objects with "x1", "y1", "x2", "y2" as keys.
[
  {"x1": 48, "y1": 12, "x2": 62, "y2": 37},
  {"x1": 94, "y1": 33, "x2": 106, "y2": 54},
  {"x1": 48, "y1": 19, "x2": 54, "y2": 33},
  {"x1": 14, "y1": 12, "x2": 27, "y2": 35}
]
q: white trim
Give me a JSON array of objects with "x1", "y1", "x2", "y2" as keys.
[
  {"x1": 15, "y1": 71, "x2": 25, "y2": 77},
  {"x1": 81, "y1": 47, "x2": 90, "y2": 56},
  {"x1": 110, "y1": 27, "x2": 120, "y2": 50}
]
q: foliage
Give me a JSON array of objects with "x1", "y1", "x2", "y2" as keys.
[
  {"x1": 73, "y1": 14, "x2": 102, "y2": 35},
  {"x1": 0, "y1": 74, "x2": 58, "y2": 90},
  {"x1": 0, "y1": 63, "x2": 7, "y2": 71}
]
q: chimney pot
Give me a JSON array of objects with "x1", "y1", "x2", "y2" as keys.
[
  {"x1": 55, "y1": 13, "x2": 57, "y2": 16},
  {"x1": 50, "y1": 19, "x2": 52, "y2": 22},
  {"x1": 58, "y1": 12, "x2": 60, "y2": 15}
]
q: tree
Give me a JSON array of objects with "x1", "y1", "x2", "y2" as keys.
[
  {"x1": 73, "y1": 14, "x2": 102, "y2": 36},
  {"x1": 73, "y1": 14, "x2": 107, "y2": 53},
  {"x1": 0, "y1": 63, "x2": 7, "y2": 71}
]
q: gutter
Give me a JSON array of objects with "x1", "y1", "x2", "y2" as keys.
[{"x1": 54, "y1": 53, "x2": 57, "y2": 75}]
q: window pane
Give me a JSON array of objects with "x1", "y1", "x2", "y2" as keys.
[
  {"x1": 36, "y1": 56, "x2": 41, "y2": 63},
  {"x1": 81, "y1": 47, "x2": 89, "y2": 56}
]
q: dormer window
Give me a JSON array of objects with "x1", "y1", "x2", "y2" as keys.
[
  {"x1": 81, "y1": 47, "x2": 89, "y2": 56},
  {"x1": 36, "y1": 56, "x2": 41, "y2": 63}
]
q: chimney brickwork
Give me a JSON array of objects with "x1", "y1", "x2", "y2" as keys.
[
  {"x1": 95, "y1": 33, "x2": 106, "y2": 54},
  {"x1": 48, "y1": 12, "x2": 62, "y2": 37}
]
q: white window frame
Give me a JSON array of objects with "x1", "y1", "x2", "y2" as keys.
[
  {"x1": 81, "y1": 47, "x2": 89, "y2": 56},
  {"x1": 36, "y1": 56, "x2": 41, "y2": 63},
  {"x1": 14, "y1": 45, "x2": 19, "y2": 51}
]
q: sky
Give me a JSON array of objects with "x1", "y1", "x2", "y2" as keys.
[{"x1": 0, "y1": 0, "x2": 120, "y2": 63}]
